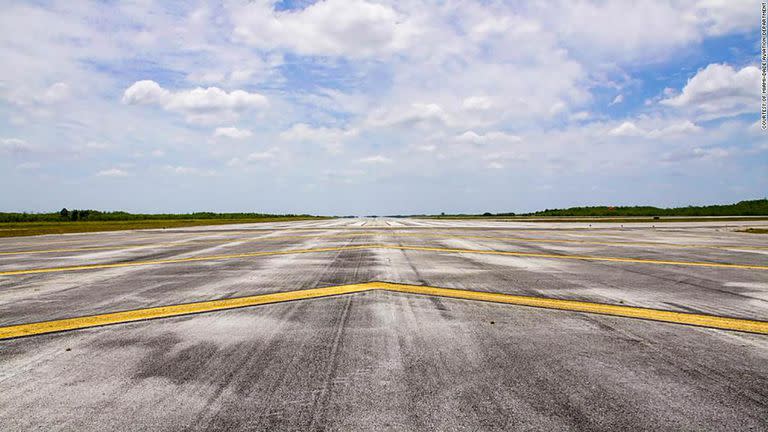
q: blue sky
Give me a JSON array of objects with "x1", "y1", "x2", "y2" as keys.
[{"x1": 1, "y1": 0, "x2": 766, "y2": 215}]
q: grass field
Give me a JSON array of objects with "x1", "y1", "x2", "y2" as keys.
[{"x1": 0, "y1": 217, "x2": 329, "y2": 238}]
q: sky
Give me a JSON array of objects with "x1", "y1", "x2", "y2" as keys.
[{"x1": 1, "y1": 0, "x2": 766, "y2": 216}]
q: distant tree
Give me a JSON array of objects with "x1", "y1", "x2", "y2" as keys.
[
  {"x1": 60, "y1": 208, "x2": 69, "y2": 219},
  {"x1": 70, "y1": 209, "x2": 80, "y2": 221},
  {"x1": 441, "y1": 212, "x2": 445, "y2": 216},
  {"x1": 483, "y1": 212, "x2": 493, "y2": 216}
]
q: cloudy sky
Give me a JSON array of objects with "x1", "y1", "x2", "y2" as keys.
[{"x1": 1, "y1": 1, "x2": 765, "y2": 215}]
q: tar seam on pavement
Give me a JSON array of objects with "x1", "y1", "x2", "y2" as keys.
[
  {"x1": 3, "y1": 231, "x2": 767, "y2": 256},
  {"x1": 1, "y1": 244, "x2": 767, "y2": 276}
]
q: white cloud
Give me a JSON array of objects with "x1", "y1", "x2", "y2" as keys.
[
  {"x1": 487, "y1": 161, "x2": 504, "y2": 169},
  {"x1": 366, "y1": 103, "x2": 451, "y2": 128},
  {"x1": 231, "y1": 0, "x2": 417, "y2": 58},
  {"x1": 662, "y1": 146, "x2": 731, "y2": 162},
  {"x1": 164, "y1": 165, "x2": 217, "y2": 176},
  {"x1": 16, "y1": 161, "x2": 40, "y2": 170},
  {"x1": 660, "y1": 64, "x2": 760, "y2": 119},
  {"x1": 122, "y1": 80, "x2": 169, "y2": 105},
  {"x1": 214, "y1": 127, "x2": 253, "y2": 139},
  {"x1": 456, "y1": 131, "x2": 522, "y2": 144},
  {"x1": 549, "y1": 101, "x2": 566, "y2": 115},
  {"x1": 163, "y1": 87, "x2": 268, "y2": 112},
  {"x1": 80, "y1": 141, "x2": 112, "y2": 151},
  {"x1": 38, "y1": 82, "x2": 70, "y2": 104},
  {"x1": 280, "y1": 123, "x2": 358, "y2": 142},
  {"x1": 608, "y1": 120, "x2": 701, "y2": 138},
  {"x1": 416, "y1": 144, "x2": 437, "y2": 152},
  {"x1": 123, "y1": 80, "x2": 268, "y2": 124},
  {"x1": 647, "y1": 121, "x2": 702, "y2": 138},
  {"x1": 1, "y1": 1, "x2": 765, "y2": 213},
  {"x1": 692, "y1": 0, "x2": 755, "y2": 36},
  {"x1": 246, "y1": 151, "x2": 275, "y2": 162},
  {"x1": 462, "y1": 96, "x2": 493, "y2": 111},
  {"x1": 226, "y1": 150, "x2": 277, "y2": 167},
  {"x1": 358, "y1": 155, "x2": 392, "y2": 164},
  {"x1": 0, "y1": 138, "x2": 34, "y2": 154},
  {"x1": 534, "y1": 0, "x2": 759, "y2": 62},
  {"x1": 280, "y1": 123, "x2": 359, "y2": 153},
  {"x1": 609, "y1": 94, "x2": 623, "y2": 106},
  {"x1": 96, "y1": 168, "x2": 129, "y2": 177},
  {"x1": 608, "y1": 122, "x2": 645, "y2": 137},
  {"x1": 570, "y1": 111, "x2": 591, "y2": 121}
]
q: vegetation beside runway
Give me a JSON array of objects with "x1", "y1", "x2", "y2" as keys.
[
  {"x1": 409, "y1": 199, "x2": 768, "y2": 221},
  {"x1": 0, "y1": 212, "x2": 330, "y2": 238}
]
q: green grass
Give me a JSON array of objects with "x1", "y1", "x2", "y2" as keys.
[
  {"x1": 0, "y1": 217, "x2": 329, "y2": 238},
  {"x1": 740, "y1": 228, "x2": 768, "y2": 234}
]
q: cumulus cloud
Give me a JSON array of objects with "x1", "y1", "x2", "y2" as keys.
[
  {"x1": 608, "y1": 122, "x2": 645, "y2": 137},
  {"x1": 231, "y1": 0, "x2": 416, "y2": 58},
  {"x1": 647, "y1": 121, "x2": 702, "y2": 138},
  {"x1": 608, "y1": 120, "x2": 701, "y2": 138},
  {"x1": 214, "y1": 127, "x2": 253, "y2": 139},
  {"x1": 122, "y1": 80, "x2": 268, "y2": 124},
  {"x1": 3, "y1": 1, "x2": 765, "y2": 212},
  {"x1": 660, "y1": 64, "x2": 760, "y2": 119},
  {"x1": 122, "y1": 80, "x2": 169, "y2": 105}
]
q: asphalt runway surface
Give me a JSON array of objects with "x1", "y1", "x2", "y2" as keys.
[{"x1": 1, "y1": 218, "x2": 767, "y2": 431}]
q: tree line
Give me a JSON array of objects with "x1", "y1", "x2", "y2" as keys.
[
  {"x1": 402, "y1": 199, "x2": 768, "y2": 218},
  {"x1": 524, "y1": 199, "x2": 768, "y2": 217},
  {"x1": 0, "y1": 209, "x2": 321, "y2": 223}
]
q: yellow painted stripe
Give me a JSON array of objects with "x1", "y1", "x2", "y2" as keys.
[
  {"x1": 1, "y1": 244, "x2": 767, "y2": 276},
  {"x1": 0, "y1": 283, "x2": 372, "y2": 340},
  {"x1": 1, "y1": 282, "x2": 766, "y2": 340},
  {"x1": 3, "y1": 230, "x2": 766, "y2": 256},
  {"x1": 398, "y1": 232, "x2": 768, "y2": 251},
  {"x1": 372, "y1": 282, "x2": 768, "y2": 335},
  {"x1": 0, "y1": 245, "x2": 372, "y2": 276},
  {"x1": 380, "y1": 245, "x2": 768, "y2": 270}
]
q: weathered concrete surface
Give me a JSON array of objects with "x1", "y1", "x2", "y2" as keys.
[{"x1": 0, "y1": 218, "x2": 767, "y2": 431}]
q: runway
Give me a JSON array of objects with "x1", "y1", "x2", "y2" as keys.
[{"x1": 1, "y1": 218, "x2": 767, "y2": 430}]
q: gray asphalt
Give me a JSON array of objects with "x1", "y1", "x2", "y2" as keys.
[{"x1": 1, "y1": 218, "x2": 767, "y2": 431}]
